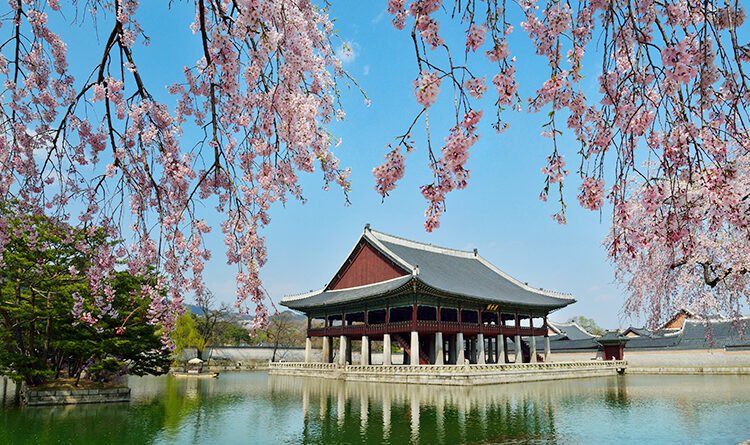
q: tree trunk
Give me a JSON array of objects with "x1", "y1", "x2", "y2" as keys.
[
  {"x1": 28, "y1": 291, "x2": 36, "y2": 359},
  {"x1": 43, "y1": 291, "x2": 52, "y2": 363}
]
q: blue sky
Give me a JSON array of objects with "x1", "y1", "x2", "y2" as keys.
[
  {"x1": 46, "y1": 2, "x2": 634, "y2": 329},
  {"x1": 250, "y1": 2, "x2": 628, "y2": 329}
]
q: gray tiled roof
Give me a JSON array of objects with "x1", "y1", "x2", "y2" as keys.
[
  {"x1": 548, "y1": 321, "x2": 596, "y2": 340},
  {"x1": 623, "y1": 326, "x2": 653, "y2": 337},
  {"x1": 282, "y1": 227, "x2": 576, "y2": 312},
  {"x1": 623, "y1": 318, "x2": 749, "y2": 350},
  {"x1": 281, "y1": 276, "x2": 412, "y2": 310}
]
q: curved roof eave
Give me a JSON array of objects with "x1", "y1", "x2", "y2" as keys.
[{"x1": 414, "y1": 280, "x2": 575, "y2": 312}]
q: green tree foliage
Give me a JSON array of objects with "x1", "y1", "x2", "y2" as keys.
[
  {"x1": 567, "y1": 315, "x2": 604, "y2": 336},
  {"x1": 212, "y1": 321, "x2": 250, "y2": 346},
  {"x1": 0, "y1": 203, "x2": 170, "y2": 386},
  {"x1": 171, "y1": 313, "x2": 206, "y2": 361}
]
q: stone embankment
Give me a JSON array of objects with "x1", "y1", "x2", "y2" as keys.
[{"x1": 21, "y1": 385, "x2": 131, "y2": 406}]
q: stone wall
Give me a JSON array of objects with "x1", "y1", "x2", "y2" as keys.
[
  {"x1": 181, "y1": 346, "x2": 317, "y2": 364},
  {"x1": 550, "y1": 348, "x2": 750, "y2": 370},
  {"x1": 22, "y1": 385, "x2": 131, "y2": 406}
]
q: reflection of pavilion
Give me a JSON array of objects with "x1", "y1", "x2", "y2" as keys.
[
  {"x1": 283, "y1": 226, "x2": 576, "y2": 366},
  {"x1": 270, "y1": 374, "x2": 577, "y2": 444},
  {"x1": 276, "y1": 226, "x2": 626, "y2": 384}
]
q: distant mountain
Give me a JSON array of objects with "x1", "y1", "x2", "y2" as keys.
[
  {"x1": 278, "y1": 310, "x2": 305, "y2": 321},
  {"x1": 184, "y1": 304, "x2": 304, "y2": 322},
  {"x1": 185, "y1": 304, "x2": 204, "y2": 316}
]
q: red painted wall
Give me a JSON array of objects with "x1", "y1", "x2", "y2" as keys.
[
  {"x1": 328, "y1": 241, "x2": 407, "y2": 290},
  {"x1": 602, "y1": 344, "x2": 625, "y2": 360}
]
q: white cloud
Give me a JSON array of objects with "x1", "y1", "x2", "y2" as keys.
[
  {"x1": 363, "y1": 65, "x2": 370, "y2": 76},
  {"x1": 372, "y1": 10, "x2": 386, "y2": 24},
  {"x1": 335, "y1": 41, "x2": 359, "y2": 64}
]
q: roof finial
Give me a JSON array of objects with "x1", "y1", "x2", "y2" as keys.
[
  {"x1": 364, "y1": 223, "x2": 371, "y2": 232},
  {"x1": 412, "y1": 265, "x2": 420, "y2": 276},
  {"x1": 473, "y1": 248, "x2": 478, "y2": 256}
]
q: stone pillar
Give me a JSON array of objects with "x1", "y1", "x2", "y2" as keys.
[
  {"x1": 456, "y1": 332, "x2": 465, "y2": 364},
  {"x1": 383, "y1": 334, "x2": 392, "y2": 365},
  {"x1": 545, "y1": 336, "x2": 551, "y2": 362},
  {"x1": 448, "y1": 335, "x2": 456, "y2": 364},
  {"x1": 435, "y1": 332, "x2": 444, "y2": 365},
  {"x1": 322, "y1": 336, "x2": 331, "y2": 363},
  {"x1": 530, "y1": 336, "x2": 537, "y2": 363},
  {"x1": 514, "y1": 334, "x2": 522, "y2": 363},
  {"x1": 477, "y1": 333, "x2": 486, "y2": 364},
  {"x1": 346, "y1": 337, "x2": 352, "y2": 364},
  {"x1": 410, "y1": 331, "x2": 420, "y2": 366},
  {"x1": 361, "y1": 335, "x2": 370, "y2": 365},
  {"x1": 305, "y1": 337, "x2": 312, "y2": 363},
  {"x1": 338, "y1": 335, "x2": 347, "y2": 366},
  {"x1": 497, "y1": 334, "x2": 505, "y2": 363},
  {"x1": 487, "y1": 337, "x2": 494, "y2": 363}
]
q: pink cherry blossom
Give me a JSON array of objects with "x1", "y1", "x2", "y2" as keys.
[{"x1": 414, "y1": 71, "x2": 442, "y2": 107}]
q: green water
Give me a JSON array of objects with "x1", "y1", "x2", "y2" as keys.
[{"x1": 1, "y1": 372, "x2": 749, "y2": 444}]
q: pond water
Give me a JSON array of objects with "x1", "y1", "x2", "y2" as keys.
[{"x1": 1, "y1": 372, "x2": 750, "y2": 444}]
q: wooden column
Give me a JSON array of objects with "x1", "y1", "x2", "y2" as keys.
[{"x1": 412, "y1": 303, "x2": 418, "y2": 330}]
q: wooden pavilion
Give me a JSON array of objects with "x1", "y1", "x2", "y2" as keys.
[{"x1": 281, "y1": 225, "x2": 576, "y2": 366}]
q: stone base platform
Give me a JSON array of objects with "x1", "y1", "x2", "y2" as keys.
[{"x1": 268, "y1": 361, "x2": 627, "y2": 386}]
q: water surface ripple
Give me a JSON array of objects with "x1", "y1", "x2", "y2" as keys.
[{"x1": 2, "y1": 373, "x2": 749, "y2": 444}]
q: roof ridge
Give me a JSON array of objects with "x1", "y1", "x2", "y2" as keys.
[
  {"x1": 684, "y1": 315, "x2": 750, "y2": 324},
  {"x1": 474, "y1": 255, "x2": 576, "y2": 300},
  {"x1": 367, "y1": 228, "x2": 477, "y2": 258},
  {"x1": 367, "y1": 226, "x2": 574, "y2": 301},
  {"x1": 281, "y1": 287, "x2": 325, "y2": 302}
]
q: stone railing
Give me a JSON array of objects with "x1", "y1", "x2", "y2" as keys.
[
  {"x1": 346, "y1": 360, "x2": 626, "y2": 373},
  {"x1": 268, "y1": 362, "x2": 338, "y2": 370},
  {"x1": 268, "y1": 360, "x2": 626, "y2": 373}
]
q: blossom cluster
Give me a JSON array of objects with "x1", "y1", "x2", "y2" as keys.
[{"x1": 0, "y1": 0, "x2": 352, "y2": 340}]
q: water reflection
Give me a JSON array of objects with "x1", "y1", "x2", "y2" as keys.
[
  {"x1": 604, "y1": 377, "x2": 629, "y2": 409},
  {"x1": 1, "y1": 373, "x2": 750, "y2": 444},
  {"x1": 269, "y1": 375, "x2": 562, "y2": 444},
  {"x1": 268, "y1": 374, "x2": 750, "y2": 445}
]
